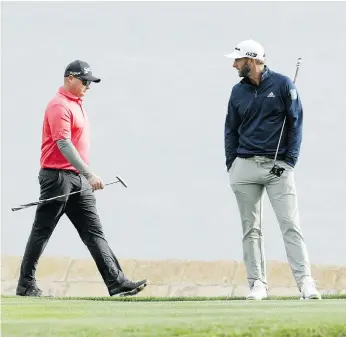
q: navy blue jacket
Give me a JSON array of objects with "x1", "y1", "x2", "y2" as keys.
[{"x1": 224, "y1": 66, "x2": 303, "y2": 171}]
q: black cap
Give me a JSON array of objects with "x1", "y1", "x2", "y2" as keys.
[{"x1": 64, "y1": 60, "x2": 101, "y2": 83}]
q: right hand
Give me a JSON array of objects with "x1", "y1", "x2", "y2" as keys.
[{"x1": 88, "y1": 173, "x2": 105, "y2": 192}]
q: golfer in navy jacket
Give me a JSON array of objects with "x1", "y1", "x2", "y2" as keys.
[{"x1": 224, "y1": 39, "x2": 321, "y2": 300}]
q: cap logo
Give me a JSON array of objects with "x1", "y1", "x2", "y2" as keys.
[
  {"x1": 83, "y1": 67, "x2": 91, "y2": 74},
  {"x1": 245, "y1": 51, "x2": 257, "y2": 57},
  {"x1": 235, "y1": 47, "x2": 241, "y2": 51},
  {"x1": 69, "y1": 71, "x2": 82, "y2": 76}
]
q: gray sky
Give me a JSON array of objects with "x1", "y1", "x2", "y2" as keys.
[{"x1": 1, "y1": 1, "x2": 345, "y2": 265}]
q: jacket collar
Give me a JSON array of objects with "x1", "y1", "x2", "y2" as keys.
[{"x1": 241, "y1": 65, "x2": 271, "y2": 86}]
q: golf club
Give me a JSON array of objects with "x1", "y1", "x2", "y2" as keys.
[
  {"x1": 269, "y1": 57, "x2": 303, "y2": 177},
  {"x1": 11, "y1": 175, "x2": 128, "y2": 212}
]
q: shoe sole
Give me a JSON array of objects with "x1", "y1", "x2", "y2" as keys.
[
  {"x1": 247, "y1": 296, "x2": 267, "y2": 300},
  {"x1": 300, "y1": 295, "x2": 322, "y2": 300},
  {"x1": 247, "y1": 292, "x2": 268, "y2": 300},
  {"x1": 16, "y1": 294, "x2": 54, "y2": 298},
  {"x1": 117, "y1": 281, "x2": 149, "y2": 297},
  {"x1": 16, "y1": 291, "x2": 44, "y2": 297}
]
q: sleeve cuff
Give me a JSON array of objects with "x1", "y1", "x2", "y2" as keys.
[
  {"x1": 226, "y1": 156, "x2": 237, "y2": 171},
  {"x1": 284, "y1": 156, "x2": 297, "y2": 168}
]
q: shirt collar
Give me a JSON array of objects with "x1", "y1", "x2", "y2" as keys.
[{"x1": 58, "y1": 86, "x2": 83, "y2": 103}]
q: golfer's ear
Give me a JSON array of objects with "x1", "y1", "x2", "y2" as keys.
[{"x1": 64, "y1": 75, "x2": 73, "y2": 84}]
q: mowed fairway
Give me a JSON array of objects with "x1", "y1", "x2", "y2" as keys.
[{"x1": 1, "y1": 296, "x2": 346, "y2": 337}]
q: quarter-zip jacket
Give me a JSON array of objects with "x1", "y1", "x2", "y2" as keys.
[{"x1": 224, "y1": 66, "x2": 303, "y2": 171}]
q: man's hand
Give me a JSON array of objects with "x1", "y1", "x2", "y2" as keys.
[{"x1": 88, "y1": 173, "x2": 105, "y2": 192}]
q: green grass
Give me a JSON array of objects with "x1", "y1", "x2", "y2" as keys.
[
  {"x1": 1, "y1": 296, "x2": 346, "y2": 337},
  {"x1": 2, "y1": 293, "x2": 346, "y2": 302}
]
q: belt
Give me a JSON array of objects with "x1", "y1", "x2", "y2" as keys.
[
  {"x1": 248, "y1": 156, "x2": 273, "y2": 164},
  {"x1": 40, "y1": 168, "x2": 79, "y2": 176}
]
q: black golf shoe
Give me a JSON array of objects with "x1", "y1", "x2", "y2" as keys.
[
  {"x1": 16, "y1": 284, "x2": 43, "y2": 297},
  {"x1": 110, "y1": 279, "x2": 148, "y2": 297}
]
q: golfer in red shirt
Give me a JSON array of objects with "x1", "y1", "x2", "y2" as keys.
[{"x1": 16, "y1": 60, "x2": 148, "y2": 297}]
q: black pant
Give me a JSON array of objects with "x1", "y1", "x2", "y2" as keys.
[{"x1": 18, "y1": 168, "x2": 126, "y2": 294}]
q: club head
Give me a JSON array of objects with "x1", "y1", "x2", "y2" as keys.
[
  {"x1": 116, "y1": 176, "x2": 128, "y2": 188},
  {"x1": 269, "y1": 164, "x2": 285, "y2": 177}
]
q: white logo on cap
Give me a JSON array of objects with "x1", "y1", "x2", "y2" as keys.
[
  {"x1": 83, "y1": 67, "x2": 91, "y2": 74},
  {"x1": 69, "y1": 71, "x2": 81, "y2": 75}
]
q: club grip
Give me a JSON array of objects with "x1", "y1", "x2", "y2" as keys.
[{"x1": 12, "y1": 206, "x2": 25, "y2": 212}]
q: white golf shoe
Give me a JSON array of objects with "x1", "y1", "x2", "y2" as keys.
[
  {"x1": 247, "y1": 280, "x2": 267, "y2": 300},
  {"x1": 300, "y1": 277, "x2": 321, "y2": 300}
]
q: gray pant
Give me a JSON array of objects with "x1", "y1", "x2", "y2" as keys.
[{"x1": 229, "y1": 156, "x2": 311, "y2": 290}]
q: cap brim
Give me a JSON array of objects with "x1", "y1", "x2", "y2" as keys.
[
  {"x1": 80, "y1": 74, "x2": 101, "y2": 83},
  {"x1": 224, "y1": 52, "x2": 240, "y2": 59}
]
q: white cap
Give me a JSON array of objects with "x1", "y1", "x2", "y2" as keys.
[{"x1": 224, "y1": 39, "x2": 265, "y2": 61}]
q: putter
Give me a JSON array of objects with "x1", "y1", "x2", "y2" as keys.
[
  {"x1": 11, "y1": 175, "x2": 128, "y2": 212},
  {"x1": 269, "y1": 57, "x2": 303, "y2": 177}
]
